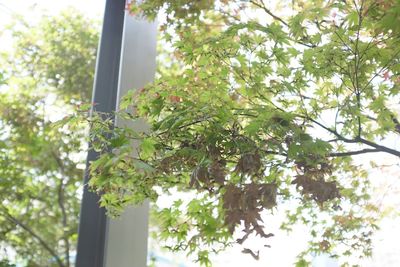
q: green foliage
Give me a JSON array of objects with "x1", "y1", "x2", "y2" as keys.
[
  {"x1": 2, "y1": 9, "x2": 98, "y2": 102},
  {"x1": 0, "y1": 72, "x2": 5, "y2": 85},
  {"x1": 0, "y1": 260, "x2": 16, "y2": 267},
  {"x1": 89, "y1": 0, "x2": 400, "y2": 265},
  {"x1": 0, "y1": 10, "x2": 98, "y2": 267}
]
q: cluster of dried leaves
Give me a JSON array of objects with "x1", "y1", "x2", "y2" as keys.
[
  {"x1": 292, "y1": 161, "x2": 340, "y2": 205},
  {"x1": 155, "y1": 131, "x2": 342, "y2": 259},
  {"x1": 189, "y1": 152, "x2": 277, "y2": 247},
  {"x1": 223, "y1": 183, "x2": 276, "y2": 237}
]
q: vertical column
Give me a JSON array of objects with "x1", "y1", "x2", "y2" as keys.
[
  {"x1": 75, "y1": 1, "x2": 125, "y2": 266},
  {"x1": 103, "y1": 6, "x2": 158, "y2": 267}
]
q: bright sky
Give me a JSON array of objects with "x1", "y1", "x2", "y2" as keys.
[
  {"x1": 0, "y1": 0, "x2": 105, "y2": 20},
  {"x1": 1, "y1": 1, "x2": 399, "y2": 267},
  {"x1": 0, "y1": 0, "x2": 105, "y2": 51}
]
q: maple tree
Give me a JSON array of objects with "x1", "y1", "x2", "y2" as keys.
[{"x1": 79, "y1": 0, "x2": 400, "y2": 265}]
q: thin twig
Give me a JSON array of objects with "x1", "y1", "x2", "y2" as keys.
[{"x1": 1, "y1": 208, "x2": 65, "y2": 267}]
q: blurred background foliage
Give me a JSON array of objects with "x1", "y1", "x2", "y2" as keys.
[{"x1": 0, "y1": 9, "x2": 99, "y2": 267}]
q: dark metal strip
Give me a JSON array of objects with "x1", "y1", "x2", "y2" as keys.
[{"x1": 75, "y1": 1, "x2": 125, "y2": 266}]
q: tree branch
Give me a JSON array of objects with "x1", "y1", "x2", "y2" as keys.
[
  {"x1": 57, "y1": 181, "x2": 70, "y2": 267},
  {"x1": 365, "y1": 102, "x2": 400, "y2": 135},
  {"x1": 362, "y1": 48, "x2": 400, "y2": 92},
  {"x1": 52, "y1": 150, "x2": 70, "y2": 267},
  {"x1": 303, "y1": 116, "x2": 400, "y2": 158},
  {"x1": 1, "y1": 208, "x2": 65, "y2": 267},
  {"x1": 358, "y1": 137, "x2": 400, "y2": 158},
  {"x1": 329, "y1": 148, "x2": 380, "y2": 157},
  {"x1": 392, "y1": 116, "x2": 400, "y2": 134},
  {"x1": 249, "y1": 0, "x2": 316, "y2": 48},
  {"x1": 249, "y1": 0, "x2": 288, "y2": 27}
]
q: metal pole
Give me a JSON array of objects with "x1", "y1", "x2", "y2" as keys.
[
  {"x1": 75, "y1": 1, "x2": 125, "y2": 266},
  {"x1": 103, "y1": 11, "x2": 157, "y2": 267}
]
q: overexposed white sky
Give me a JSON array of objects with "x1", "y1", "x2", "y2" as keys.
[
  {"x1": 0, "y1": 0, "x2": 105, "y2": 51},
  {"x1": 0, "y1": 0, "x2": 105, "y2": 20}
]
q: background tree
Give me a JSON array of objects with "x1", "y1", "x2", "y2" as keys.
[
  {"x1": 0, "y1": 10, "x2": 98, "y2": 267},
  {"x1": 0, "y1": 259, "x2": 16, "y2": 267}
]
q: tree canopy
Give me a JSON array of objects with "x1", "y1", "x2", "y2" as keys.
[
  {"x1": 0, "y1": 10, "x2": 98, "y2": 267},
  {"x1": 77, "y1": 0, "x2": 400, "y2": 265}
]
